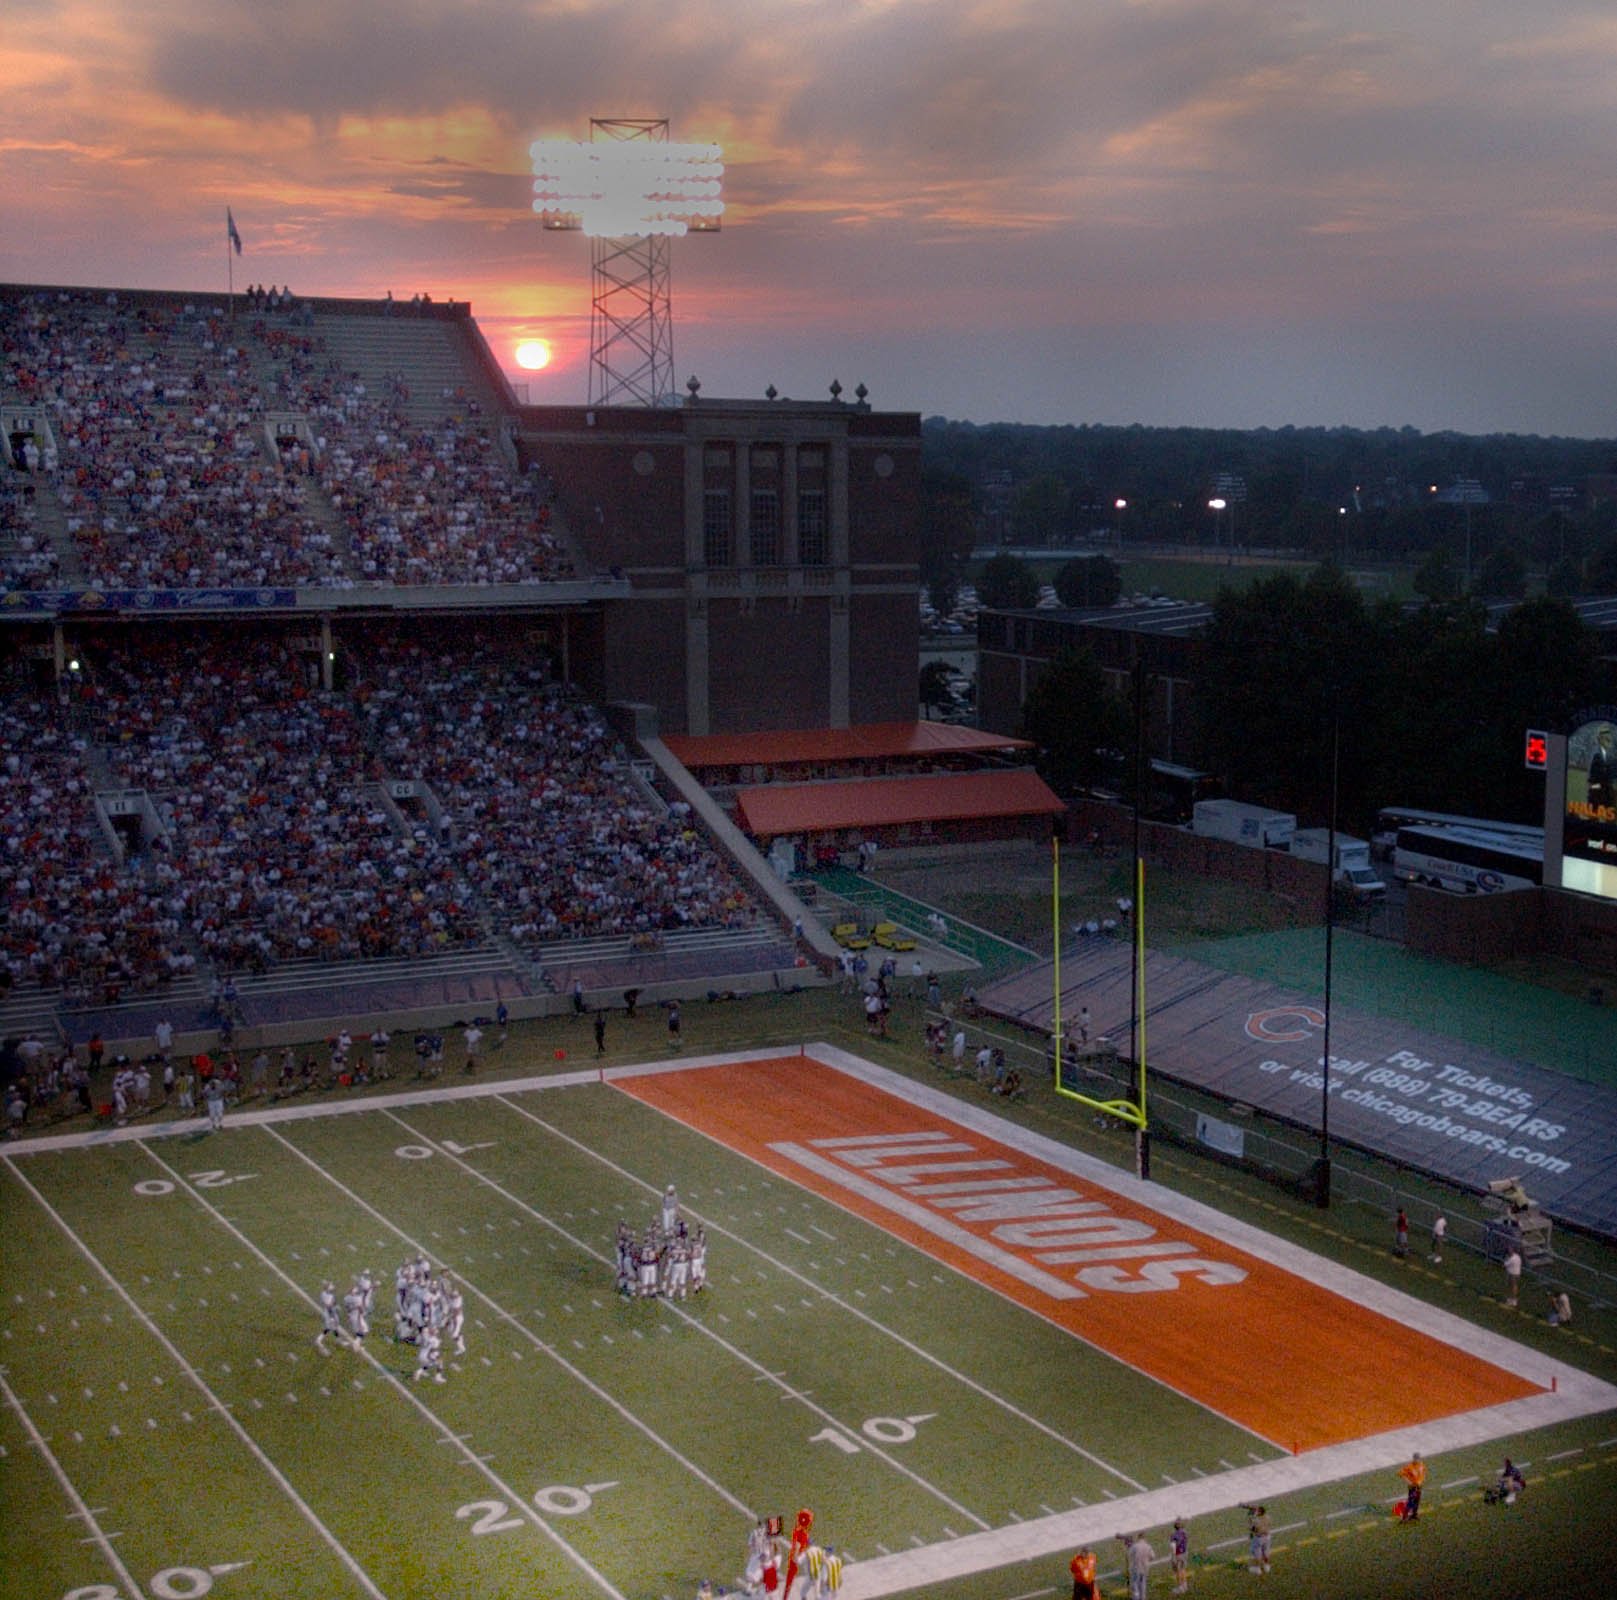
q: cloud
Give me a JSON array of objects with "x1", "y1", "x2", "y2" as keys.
[{"x1": 5, "y1": 0, "x2": 1617, "y2": 430}]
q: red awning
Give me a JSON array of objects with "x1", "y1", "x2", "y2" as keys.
[
  {"x1": 734, "y1": 769, "x2": 1064, "y2": 838},
  {"x1": 664, "y1": 721, "x2": 1031, "y2": 770}
]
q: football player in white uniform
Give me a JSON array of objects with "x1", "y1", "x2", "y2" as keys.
[
  {"x1": 394, "y1": 1264, "x2": 414, "y2": 1341},
  {"x1": 638, "y1": 1230, "x2": 661, "y2": 1298},
  {"x1": 316, "y1": 1282, "x2": 347, "y2": 1352},
  {"x1": 666, "y1": 1237, "x2": 691, "y2": 1300},
  {"x1": 444, "y1": 1282, "x2": 466, "y2": 1356},
  {"x1": 343, "y1": 1281, "x2": 369, "y2": 1343},
  {"x1": 690, "y1": 1226, "x2": 708, "y2": 1294},
  {"x1": 661, "y1": 1183, "x2": 679, "y2": 1239},
  {"x1": 412, "y1": 1324, "x2": 445, "y2": 1384}
]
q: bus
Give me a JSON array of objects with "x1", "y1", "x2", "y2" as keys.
[
  {"x1": 1090, "y1": 756, "x2": 1221, "y2": 823},
  {"x1": 1372, "y1": 806, "x2": 1543, "y2": 860},
  {"x1": 1145, "y1": 760, "x2": 1222, "y2": 823},
  {"x1": 1391, "y1": 824, "x2": 1543, "y2": 894}
]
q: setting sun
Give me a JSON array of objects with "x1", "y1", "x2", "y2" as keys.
[{"x1": 514, "y1": 338, "x2": 552, "y2": 371}]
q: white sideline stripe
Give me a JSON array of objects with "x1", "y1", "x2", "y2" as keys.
[
  {"x1": 260, "y1": 1124, "x2": 755, "y2": 1521},
  {"x1": 4, "y1": 1047, "x2": 785, "y2": 1160},
  {"x1": 382, "y1": 1107, "x2": 991, "y2": 1531},
  {"x1": 492, "y1": 1092, "x2": 1146, "y2": 1490},
  {"x1": 799, "y1": 1045, "x2": 1612, "y2": 1407},
  {"x1": 133, "y1": 1143, "x2": 628, "y2": 1600},
  {"x1": 1, "y1": 1158, "x2": 389, "y2": 1600},
  {"x1": 19, "y1": 1045, "x2": 1616, "y2": 1600},
  {"x1": 0, "y1": 1368, "x2": 148, "y2": 1600},
  {"x1": 781, "y1": 1044, "x2": 1617, "y2": 1599}
]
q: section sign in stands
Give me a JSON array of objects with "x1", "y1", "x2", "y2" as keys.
[{"x1": 0, "y1": 587, "x2": 300, "y2": 614}]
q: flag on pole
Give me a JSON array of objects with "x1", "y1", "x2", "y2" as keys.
[{"x1": 227, "y1": 209, "x2": 243, "y2": 255}]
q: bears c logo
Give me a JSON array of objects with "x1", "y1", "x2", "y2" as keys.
[{"x1": 1245, "y1": 1006, "x2": 1326, "y2": 1043}]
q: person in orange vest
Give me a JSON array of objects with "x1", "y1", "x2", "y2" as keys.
[
  {"x1": 1399, "y1": 1451, "x2": 1427, "y2": 1521},
  {"x1": 1070, "y1": 1545, "x2": 1098, "y2": 1600}
]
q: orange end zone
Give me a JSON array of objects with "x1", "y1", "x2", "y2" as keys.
[{"x1": 617, "y1": 1056, "x2": 1540, "y2": 1453}]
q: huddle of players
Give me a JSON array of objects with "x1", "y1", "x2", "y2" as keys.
[
  {"x1": 314, "y1": 1256, "x2": 466, "y2": 1385},
  {"x1": 617, "y1": 1183, "x2": 708, "y2": 1301}
]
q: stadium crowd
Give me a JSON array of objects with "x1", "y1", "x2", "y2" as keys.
[
  {"x1": 85, "y1": 632, "x2": 483, "y2": 971},
  {"x1": 2, "y1": 626, "x2": 760, "y2": 1001},
  {"x1": 353, "y1": 631, "x2": 757, "y2": 948},
  {"x1": 1, "y1": 679, "x2": 191, "y2": 1005},
  {"x1": 1, "y1": 286, "x2": 571, "y2": 591}
]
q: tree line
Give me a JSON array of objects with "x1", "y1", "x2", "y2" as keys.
[
  {"x1": 1017, "y1": 565, "x2": 1607, "y2": 834},
  {"x1": 922, "y1": 417, "x2": 1617, "y2": 604}
]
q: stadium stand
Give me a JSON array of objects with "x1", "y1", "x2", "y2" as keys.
[
  {"x1": 1, "y1": 285, "x2": 571, "y2": 589},
  {"x1": 1, "y1": 284, "x2": 829, "y2": 1044}
]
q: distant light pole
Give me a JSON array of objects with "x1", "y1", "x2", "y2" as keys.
[
  {"x1": 1317, "y1": 711, "x2": 1340, "y2": 1208},
  {"x1": 1114, "y1": 497, "x2": 1128, "y2": 551},
  {"x1": 1208, "y1": 497, "x2": 1227, "y2": 559}
]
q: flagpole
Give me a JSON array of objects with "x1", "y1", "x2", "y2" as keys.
[{"x1": 227, "y1": 208, "x2": 234, "y2": 323}]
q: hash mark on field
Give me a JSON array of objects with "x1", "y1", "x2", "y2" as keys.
[
  {"x1": 1440, "y1": 1477, "x2": 1478, "y2": 1490},
  {"x1": 1191, "y1": 1467, "x2": 1207, "y2": 1478},
  {"x1": 1325, "y1": 1506, "x2": 1361, "y2": 1520},
  {"x1": 1247, "y1": 1452, "x2": 1266, "y2": 1464},
  {"x1": 875, "y1": 1544, "x2": 891, "y2": 1556},
  {"x1": 785, "y1": 1229, "x2": 813, "y2": 1245},
  {"x1": 1161, "y1": 1474, "x2": 1177, "y2": 1485},
  {"x1": 1219, "y1": 1458, "x2": 1236, "y2": 1471},
  {"x1": 810, "y1": 1224, "x2": 836, "y2": 1240},
  {"x1": 910, "y1": 1534, "x2": 926, "y2": 1547},
  {"x1": 1039, "y1": 1502, "x2": 1058, "y2": 1517}
]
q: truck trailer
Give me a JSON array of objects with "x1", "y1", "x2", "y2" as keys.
[
  {"x1": 1290, "y1": 827, "x2": 1387, "y2": 898},
  {"x1": 1191, "y1": 798, "x2": 1297, "y2": 849}
]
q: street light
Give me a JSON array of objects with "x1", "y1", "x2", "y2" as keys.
[
  {"x1": 1114, "y1": 497, "x2": 1127, "y2": 550},
  {"x1": 1208, "y1": 497, "x2": 1227, "y2": 556}
]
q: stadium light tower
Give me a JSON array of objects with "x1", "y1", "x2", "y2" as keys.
[{"x1": 531, "y1": 118, "x2": 724, "y2": 407}]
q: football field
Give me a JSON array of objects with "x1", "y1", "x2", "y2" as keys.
[{"x1": 3, "y1": 1045, "x2": 1613, "y2": 1600}]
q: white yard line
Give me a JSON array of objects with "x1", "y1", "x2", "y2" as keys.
[
  {"x1": 2, "y1": 1157, "x2": 391, "y2": 1600},
  {"x1": 132, "y1": 1142, "x2": 629, "y2": 1600},
  {"x1": 16, "y1": 1045, "x2": 1617, "y2": 1600},
  {"x1": 494, "y1": 1091, "x2": 1148, "y2": 1492},
  {"x1": 259, "y1": 1123, "x2": 756, "y2": 1522},
  {"x1": 0, "y1": 1366, "x2": 148, "y2": 1600},
  {"x1": 381, "y1": 1107, "x2": 992, "y2": 1532}
]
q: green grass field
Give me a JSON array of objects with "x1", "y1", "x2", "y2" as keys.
[{"x1": 4, "y1": 1032, "x2": 1617, "y2": 1600}]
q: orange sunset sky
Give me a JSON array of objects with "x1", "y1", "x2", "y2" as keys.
[{"x1": 4, "y1": 1, "x2": 1617, "y2": 433}]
